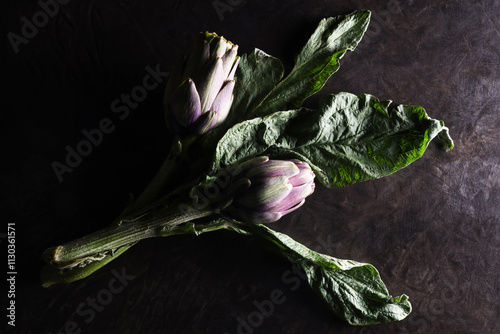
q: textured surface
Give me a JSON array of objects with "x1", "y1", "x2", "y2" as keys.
[{"x1": 2, "y1": 0, "x2": 500, "y2": 333}]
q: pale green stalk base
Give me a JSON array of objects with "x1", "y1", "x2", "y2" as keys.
[
  {"x1": 41, "y1": 219, "x2": 229, "y2": 287},
  {"x1": 47, "y1": 206, "x2": 214, "y2": 268},
  {"x1": 41, "y1": 137, "x2": 196, "y2": 287}
]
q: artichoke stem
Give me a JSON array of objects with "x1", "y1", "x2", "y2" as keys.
[{"x1": 47, "y1": 204, "x2": 215, "y2": 268}]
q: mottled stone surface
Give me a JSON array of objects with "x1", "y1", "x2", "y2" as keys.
[{"x1": 2, "y1": 0, "x2": 499, "y2": 333}]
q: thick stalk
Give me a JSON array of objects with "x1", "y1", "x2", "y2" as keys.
[
  {"x1": 41, "y1": 218, "x2": 229, "y2": 287},
  {"x1": 54, "y1": 137, "x2": 188, "y2": 273},
  {"x1": 47, "y1": 205, "x2": 214, "y2": 268},
  {"x1": 41, "y1": 136, "x2": 197, "y2": 285}
]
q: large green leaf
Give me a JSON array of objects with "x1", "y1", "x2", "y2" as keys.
[
  {"x1": 251, "y1": 10, "x2": 371, "y2": 117},
  {"x1": 228, "y1": 49, "x2": 285, "y2": 124},
  {"x1": 201, "y1": 10, "x2": 370, "y2": 151},
  {"x1": 214, "y1": 92, "x2": 453, "y2": 187},
  {"x1": 227, "y1": 221, "x2": 412, "y2": 325}
]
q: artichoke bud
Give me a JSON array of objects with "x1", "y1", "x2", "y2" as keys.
[
  {"x1": 192, "y1": 156, "x2": 315, "y2": 224},
  {"x1": 226, "y1": 157, "x2": 315, "y2": 223},
  {"x1": 165, "y1": 32, "x2": 240, "y2": 136}
]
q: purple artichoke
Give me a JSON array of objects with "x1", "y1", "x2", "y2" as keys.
[
  {"x1": 225, "y1": 156, "x2": 316, "y2": 224},
  {"x1": 164, "y1": 32, "x2": 240, "y2": 135}
]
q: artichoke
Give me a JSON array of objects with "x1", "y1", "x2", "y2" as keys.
[
  {"x1": 164, "y1": 32, "x2": 240, "y2": 135},
  {"x1": 226, "y1": 157, "x2": 315, "y2": 223},
  {"x1": 190, "y1": 156, "x2": 316, "y2": 224}
]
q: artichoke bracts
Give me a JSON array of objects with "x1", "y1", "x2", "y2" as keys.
[
  {"x1": 190, "y1": 156, "x2": 316, "y2": 224},
  {"x1": 164, "y1": 32, "x2": 240, "y2": 135}
]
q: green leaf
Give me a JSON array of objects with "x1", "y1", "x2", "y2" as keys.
[
  {"x1": 229, "y1": 49, "x2": 285, "y2": 124},
  {"x1": 201, "y1": 10, "x2": 370, "y2": 152},
  {"x1": 251, "y1": 10, "x2": 371, "y2": 117},
  {"x1": 213, "y1": 92, "x2": 453, "y2": 187},
  {"x1": 227, "y1": 221, "x2": 411, "y2": 325}
]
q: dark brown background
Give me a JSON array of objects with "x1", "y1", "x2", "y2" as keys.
[{"x1": 2, "y1": 0, "x2": 499, "y2": 333}]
